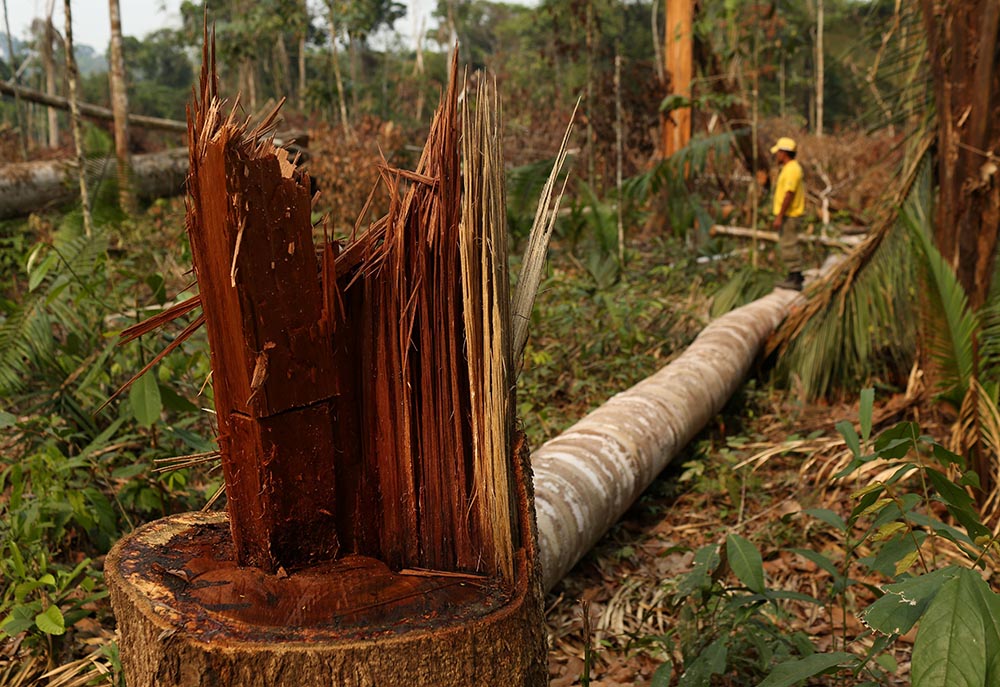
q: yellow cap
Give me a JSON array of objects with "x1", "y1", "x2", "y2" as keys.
[{"x1": 770, "y1": 137, "x2": 797, "y2": 154}]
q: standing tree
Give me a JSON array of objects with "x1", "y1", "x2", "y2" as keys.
[
  {"x1": 62, "y1": 0, "x2": 93, "y2": 237},
  {"x1": 108, "y1": 0, "x2": 136, "y2": 213}
]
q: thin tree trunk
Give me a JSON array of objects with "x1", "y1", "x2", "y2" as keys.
[
  {"x1": 275, "y1": 33, "x2": 291, "y2": 99},
  {"x1": 325, "y1": 2, "x2": 351, "y2": 138},
  {"x1": 41, "y1": 16, "x2": 59, "y2": 148},
  {"x1": 816, "y1": 0, "x2": 824, "y2": 138},
  {"x1": 2, "y1": 0, "x2": 28, "y2": 159},
  {"x1": 108, "y1": 0, "x2": 135, "y2": 213},
  {"x1": 585, "y1": 0, "x2": 594, "y2": 187},
  {"x1": 297, "y1": 31, "x2": 306, "y2": 109},
  {"x1": 63, "y1": 0, "x2": 93, "y2": 237},
  {"x1": 614, "y1": 51, "x2": 624, "y2": 266}
]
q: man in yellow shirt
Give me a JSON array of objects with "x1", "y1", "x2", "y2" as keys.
[{"x1": 770, "y1": 137, "x2": 806, "y2": 291}]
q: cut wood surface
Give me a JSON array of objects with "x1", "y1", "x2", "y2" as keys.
[{"x1": 532, "y1": 287, "x2": 803, "y2": 590}]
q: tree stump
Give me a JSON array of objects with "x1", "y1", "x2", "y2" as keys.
[
  {"x1": 106, "y1": 438, "x2": 545, "y2": 687},
  {"x1": 106, "y1": 40, "x2": 546, "y2": 686}
]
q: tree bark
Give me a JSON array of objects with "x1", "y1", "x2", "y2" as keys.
[
  {"x1": 324, "y1": 1, "x2": 351, "y2": 137},
  {"x1": 533, "y1": 288, "x2": 802, "y2": 589},
  {"x1": 816, "y1": 0, "x2": 824, "y2": 138},
  {"x1": 2, "y1": 0, "x2": 28, "y2": 159},
  {"x1": 41, "y1": 16, "x2": 60, "y2": 148},
  {"x1": 63, "y1": 0, "x2": 93, "y2": 237},
  {"x1": 921, "y1": 0, "x2": 1000, "y2": 310},
  {"x1": 108, "y1": 0, "x2": 136, "y2": 213},
  {"x1": 0, "y1": 148, "x2": 188, "y2": 219},
  {"x1": 662, "y1": 0, "x2": 693, "y2": 157}
]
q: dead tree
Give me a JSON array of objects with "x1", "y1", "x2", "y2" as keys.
[{"x1": 105, "y1": 44, "x2": 545, "y2": 687}]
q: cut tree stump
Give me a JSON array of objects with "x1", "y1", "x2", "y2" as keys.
[
  {"x1": 106, "y1": 40, "x2": 545, "y2": 686},
  {"x1": 105, "y1": 436, "x2": 545, "y2": 687}
]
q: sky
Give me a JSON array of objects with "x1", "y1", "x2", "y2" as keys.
[{"x1": 3, "y1": 0, "x2": 436, "y2": 55}]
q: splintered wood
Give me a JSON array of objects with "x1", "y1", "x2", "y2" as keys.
[{"x1": 183, "y1": 44, "x2": 517, "y2": 583}]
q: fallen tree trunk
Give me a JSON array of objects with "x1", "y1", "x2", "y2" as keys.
[
  {"x1": 0, "y1": 148, "x2": 188, "y2": 219},
  {"x1": 710, "y1": 224, "x2": 863, "y2": 249},
  {"x1": 533, "y1": 288, "x2": 802, "y2": 590},
  {"x1": 0, "y1": 79, "x2": 188, "y2": 134}
]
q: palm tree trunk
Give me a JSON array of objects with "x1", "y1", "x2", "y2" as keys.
[
  {"x1": 62, "y1": 0, "x2": 93, "y2": 237},
  {"x1": 108, "y1": 0, "x2": 136, "y2": 213},
  {"x1": 533, "y1": 288, "x2": 802, "y2": 590},
  {"x1": 41, "y1": 16, "x2": 59, "y2": 148}
]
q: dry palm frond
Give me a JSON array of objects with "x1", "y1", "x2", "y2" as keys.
[
  {"x1": 510, "y1": 97, "x2": 580, "y2": 371},
  {"x1": 460, "y1": 73, "x2": 515, "y2": 580},
  {"x1": 117, "y1": 294, "x2": 202, "y2": 345},
  {"x1": 152, "y1": 450, "x2": 221, "y2": 473}
]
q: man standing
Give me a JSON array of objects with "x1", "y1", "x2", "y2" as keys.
[{"x1": 770, "y1": 137, "x2": 806, "y2": 291}]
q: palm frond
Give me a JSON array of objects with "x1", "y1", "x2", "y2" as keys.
[{"x1": 901, "y1": 167, "x2": 978, "y2": 407}]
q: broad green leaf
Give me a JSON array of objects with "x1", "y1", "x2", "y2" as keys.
[
  {"x1": 651, "y1": 661, "x2": 673, "y2": 687},
  {"x1": 0, "y1": 411, "x2": 15, "y2": 428},
  {"x1": 678, "y1": 637, "x2": 727, "y2": 687},
  {"x1": 803, "y1": 508, "x2": 847, "y2": 532},
  {"x1": 756, "y1": 652, "x2": 855, "y2": 687},
  {"x1": 894, "y1": 550, "x2": 921, "y2": 575},
  {"x1": 966, "y1": 572, "x2": 1000, "y2": 682},
  {"x1": 872, "y1": 521, "x2": 909, "y2": 542},
  {"x1": 727, "y1": 534, "x2": 765, "y2": 594},
  {"x1": 676, "y1": 544, "x2": 720, "y2": 598},
  {"x1": 912, "y1": 570, "x2": 986, "y2": 687},
  {"x1": 836, "y1": 420, "x2": 861, "y2": 458},
  {"x1": 863, "y1": 567, "x2": 958, "y2": 636},
  {"x1": 1, "y1": 605, "x2": 38, "y2": 636},
  {"x1": 860, "y1": 388, "x2": 875, "y2": 441},
  {"x1": 28, "y1": 252, "x2": 57, "y2": 292},
  {"x1": 34, "y1": 605, "x2": 65, "y2": 635},
  {"x1": 925, "y1": 469, "x2": 990, "y2": 540},
  {"x1": 129, "y1": 372, "x2": 162, "y2": 428}
]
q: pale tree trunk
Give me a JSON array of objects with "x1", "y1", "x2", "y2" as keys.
[
  {"x1": 108, "y1": 0, "x2": 135, "y2": 213},
  {"x1": 816, "y1": 0, "x2": 824, "y2": 138},
  {"x1": 41, "y1": 16, "x2": 59, "y2": 148},
  {"x1": 297, "y1": 6, "x2": 306, "y2": 110},
  {"x1": 533, "y1": 288, "x2": 802, "y2": 589},
  {"x1": 275, "y1": 33, "x2": 291, "y2": 99},
  {"x1": 2, "y1": 0, "x2": 28, "y2": 158},
  {"x1": 62, "y1": 0, "x2": 93, "y2": 237},
  {"x1": 662, "y1": 0, "x2": 693, "y2": 157},
  {"x1": 325, "y1": 1, "x2": 351, "y2": 138}
]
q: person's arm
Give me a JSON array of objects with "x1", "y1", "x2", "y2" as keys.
[{"x1": 772, "y1": 190, "x2": 794, "y2": 229}]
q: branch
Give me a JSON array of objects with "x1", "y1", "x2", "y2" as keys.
[{"x1": 710, "y1": 224, "x2": 862, "y2": 250}]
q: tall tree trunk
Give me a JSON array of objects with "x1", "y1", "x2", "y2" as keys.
[
  {"x1": 662, "y1": 0, "x2": 693, "y2": 157},
  {"x1": 2, "y1": 0, "x2": 28, "y2": 159},
  {"x1": 275, "y1": 33, "x2": 291, "y2": 99},
  {"x1": 325, "y1": 2, "x2": 351, "y2": 137},
  {"x1": 921, "y1": 0, "x2": 1000, "y2": 310},
  {"x1": 816, "y1": 0, "x2": 824, "y2": 137},
  {"x1": 41, "y1": 16, "x2": 59, "y2": 148},
  {"x1": 297, "y1": 25, "x2": 306, "y2": 109},
  {"x1": 63, "y1": 0, "x2": 93, "y2": 237},
  {"x1": 108, "y1": 0, "x2": 135, "y2": 213}
]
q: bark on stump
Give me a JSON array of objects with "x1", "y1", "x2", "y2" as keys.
[{"x1": 106, "y1": 440, "x2": 546, "y2": 687}]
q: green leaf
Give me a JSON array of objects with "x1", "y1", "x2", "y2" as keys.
[
  {"x1": 0, "y1": 410, "x2": 15, "y2": 428},
  {"x1": 651, "y1": 661, "x2": 673, "y2": 687},
  {"x1": 129, "y1": 372, "x2": 162, "y2": 428},
  {"x1": 966, "y1": 572, "x2": 1000, "y2": 683},
  {"x1": 863, "y1": 567, "x2": 958, "y2": 636},
  {"x1": 860, "y1": 388, "x2": 875, "y2": 441},
  {"x1": 789, "y1": 548, "x2": 841, "y2": 578},
  {"x1": 803, "y1": 508, "x2": 847, "y2": 532},
  {"x1": 756, "y1": 652, "x2": 855, "y2": 687},
  {"x1": 1, "y1": 605, "x2": 38, "y2": 636},
  {"x1": 836, "y1": 420, "x2": 861, "y2": 458},
  {"x1": 727, "y1": 534, "x2": 765, "y2": 594},
  {"x1": 912, "y1": 570, "x2": 986, "y2": 687},
  {"x1": 679, "y1": 636, "x2": 727, "y2": 687},
  {"x1": 34, "y1": 605, "x2": 65, "y2": 635}
]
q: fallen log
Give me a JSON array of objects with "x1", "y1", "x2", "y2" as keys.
[
  {"x1": 0, "y1": 148, "x2": 189, "y2": 219},
  {"x1": 710, "y1": 224, "x2": 863, "y2": 250},
  {"x1": 0, "y1": 80, "x2": 187, "y2": 134},
  {"x1": 533, "y1": 287, "x2": 804, "y2": 590}
]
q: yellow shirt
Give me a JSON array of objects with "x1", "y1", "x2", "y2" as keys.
[{"x1": 773, "y1": 159, "x2": 805, "y2": 218}]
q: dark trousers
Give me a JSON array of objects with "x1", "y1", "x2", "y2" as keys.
[{"x1": 778, "y1": 215, "x2": 804, "y2": 273}]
